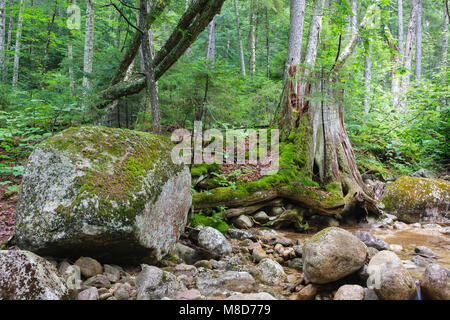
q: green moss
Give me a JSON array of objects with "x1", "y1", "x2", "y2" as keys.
[
  {"x1": 40, "y1": 126, "x2": 183, "y2": 225},
  {"x1": 192, "y1": 212, "x2": 230, "y2": 234}
]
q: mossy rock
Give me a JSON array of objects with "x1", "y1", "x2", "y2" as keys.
[
  {"x1": 381, "y1": 176, "x2": 450, "y2": 223},
  {"x1": 16, "y1": 126, "x2": 192, "y2": 264}
]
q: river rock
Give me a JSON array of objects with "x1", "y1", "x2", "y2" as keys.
[
  {"x1": 77, "y1": 287, "x2": 98, "y2": 300},
  {"x1": 197, "y1": 227, "x2": 232, "y2": 257},
  {"x1": 104, "y1": 264, "x2": 121, "y2": 283},
  {"x1": 367, "y1": 250, "x2": 417, "y2": 300},
  {"x1": 255, "y1": 258, "x2": 286, "y2": 285},
  {"x1": 84, "y1": 274, "x2": 111, "y2": 288},
  {"x1": 75, "y1": 257, "x2": 103, "y2": 278},
  {"x1": 354, "y1": 231, "x2": 390, "y2": 251},
  {"x1": 421, "y1": 264, "x2": 450, "y2": 300},
  {"x1": 15, "y1": 126, "x2": 192, "y2": 264},
  {"x1": 252, "y1": 247, "x2": 267, "y2": 263},
  {"x1": 414, "y1": 246, "x2": 438, "y2": 259},
  {"x1": 302, "y1": 227, "x2": 367, "y2": 284},
  {"x1": 295, "y1": 284, "x2": 317, "y2": 300},
  {"x1": 136, "y1": 265, "x2": 186, "y2": 300},
  {"x1": 227, "y1": 229, "x2": 254, "y2": 240},
  {"x1": 334, "y1": 285, "x2": 365, "y2": 300},
  {"x1": 381, "y1": 176, "x2": 450, "y2": 223},
  {"x1": 233, "y1": 215, "x2": 254, "y2": 229},
  {"x1": 175, "y1": 289, "x2": 202, "y2": 300},
  {"x1": 225, "y1": 292, "x2": 276, "y2": 300},
  {"x1": 253, "y1": 211, "x2": 270, "y2": 223},
  {"x1": 175, "y1": 243, "x2": 204, "y2": 265},
  {"x1": 0, "y1": 250, "x2": 69, "y2": 300},
  {"x1": 195, "y1": 269, "x2": 256, "y2": 296}
]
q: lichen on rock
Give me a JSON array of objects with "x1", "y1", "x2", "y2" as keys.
[
  {"x1": 15, "y1": 126, "x2": 192, "y2": 264},
  {"x1": 381, "y1": 176, "x2": 450, "y2": 223}
]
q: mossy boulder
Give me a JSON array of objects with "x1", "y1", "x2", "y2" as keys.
[
  {"x1": 381, "y1": 176, "x2": 450, "y2": 223},
  {"x1": 0, "y1": 250, "x2": 69, "y2": 300},
  {"x1": 16, "y1": 126, "x2": 192, "y2": 264}
]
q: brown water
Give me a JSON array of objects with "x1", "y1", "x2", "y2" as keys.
[{"x1": 278, "y1": 224, "x2": 450, "y2": 281}]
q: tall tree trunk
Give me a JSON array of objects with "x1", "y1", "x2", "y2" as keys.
[
  {"x1": 265, "y1": 7, "x2": 270, "y2": 78},
  {"x1": 349, "y1": 0, "x2": 357, "y2": 36},
  {"x1": 248, "y1": 0, "x2": 257, "y2": 75},
  {"x1": 4, "y1": 9, "x2": 12, "y2": 81},
  {"x1": 415, "y1": 0, "x2": 422, "y2": 82},
  {"x1": 41, "y1": 3, "x2": 57, "y2": 79},
  {"x1": 82, "y1": 0, "x2": 95, "y2": 91},
  {"x1": 0, "y1": 0, "x2": 5, "y2": 80},
  {"x1": 140, "y1": 0, "x2": 161, "y2": 134},
  {"x1": 283, "y1": 0, "x2": 306, "y2": 85},
  {"x1": 398, "y1": 0, "x2": 404, "y2": 56},
  {"x1": 234, "y1": 0, "x2": 246, "y2": 76},
  {"x1": 97, "y1": 0, "x2": 226, "y2": 108},
  {"x1": 363, "y1": 42, "x2": 372, "y2": 114},
  {"x1": 274, "y1": 1, "x2": 380, "y2": 216},
  {"x1": 441, "y1": 7, "x2": 448, "y2": 72},
  {"x1": 12, "y1": 0, "x2": 24, "y2": 88},
  {"x1": 400, "y1": 0, "x2": 418, "y2": 110}
]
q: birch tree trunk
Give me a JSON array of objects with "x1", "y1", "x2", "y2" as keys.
[
  {"x1": 363, "y1": 42, "x2": 372, "y2": 114},
  {"x1": 82, "y1": 0, "x2": 95, "y2": 91},
  {"x1": 283, "y1": 0, "x2": 305, "y2": 85},
  {"x1": 4, "y1": 10, "x2": 12, "y2": 80},
  {"x1": 12, "y1": 0, "x2": 24, "y2": 88},
  {"x1": 415, "y1": 0, "x2": 422, "y2": 82},
  {"x1": 265, "y1": 7, "x2": 270, "y2": 78},
  {"x1": 234, "y1": 0, "x2": 246, "y2": 76},
  {"x1": 441, "y1": 8, "x2": 448, "y2": 72},
  {"x1": 248, "y1": 0, "x2": 257, "y2": 75},
  {"x1": 349, "y1": 0, "x2": 357, "y2": 36},
  {"x1": 0, "y1": 0, "x2": 5, "y2": 79},
  {"x1": 398, "y1": 0, "x2": 404, "y2": 56},
  {"x1": 400, "y1": 0, "x2": 418, "y2": 110},
  {"x1": 140, "y1": 0, "x2": 161, "y2": 135}
]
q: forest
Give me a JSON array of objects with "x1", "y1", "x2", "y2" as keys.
[{"x1": 0, "y1": 0, "x2": 449, "y2": 302}]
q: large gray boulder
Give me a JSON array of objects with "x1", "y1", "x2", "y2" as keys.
[
  {"x1": 421, "y1": 264, "x2": 450, "y2": 300},
  {"x1": 367, "y1": 250, "x2": 417, "y2": 300},
  {"x1": 381, "y1": 176, "x2": 450, "y2": 223},
  {"x1": 15, "y1": 126, "x2": 192, "y2": 264},
  {"x1": 302, "y1": 227, "x2": 367, "y2": 284},
  {"x1": 0, "y1": 250, "x2": 69, "y2": 300}
]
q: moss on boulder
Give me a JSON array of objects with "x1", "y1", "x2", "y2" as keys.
[
  {"x1": 381, "y1": 176, "x2": 450, "y2": 223},
  {"x1": 16, "y1": 126, "x2": 192, "y2": 264}
]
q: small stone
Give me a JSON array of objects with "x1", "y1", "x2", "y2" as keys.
[
  {"x1": 390, "y1": 244, "x2": 403, "y2": 253},
  {"x1": 274, "y1": 243, "x2": 284, "y2": 254},
  {"x1": 281, "y1": 247, "x2": 296, "y2": 260},
  {"x1": 354, "y1": 231, "x2": 390, "y2": 251},
  {"x1": 104, "y1": 264, "x2": 121, "y2": 282},
  {"x1": 410, "y1": 255, "x2": 430, "y2": 267},
  {"x1": 287, "y1": 258, "x2": 303, "y2": 270},
  {"x1": 256, "y1": 258, "x2": 286, "y2": 286},
  {"x1": 252, "y1": 247, "x2": 267, "y2": 263},
  {"x1": 253, "y1": 211, "x2": 270, "y2": 223},
  {"x1": 414, "y1": 246, "x2": 438, "y2": 258},
  {"x1": 225, "y1": 292, "x2": 276, "y2": 300},
  {"x1": 175, "y1": 289, "x2": 202, "y2": 300},
  {"x1": 393, "y1": 221, "x2": 408, "y2": 230},
  {"x1": 233, "y1": 215, "x2": 254, "y2": 229},
  {"x1": 292, "y1": 245, "x2": 303, "y2": 257},
  {"x1": 296, "y1": 284, "x2": 317, "y2": 300},
  {"x1": 271, "y1": 207, "x2": 284, "y2": 216},
  {"x1": 77, "y1": 287, "x2": 98, "y2": 300},
  {"x1": 239, "y1": 239, "x2": 254, "y2": 247},
  {"x1": 175, "y1": 243, "x2": 203, "y2": 265},
  {"x1": 198, "y1": 227, "x2": 232, "y2": 257},
  {"x1": 334, "y1": 285, "x2": 365, "y2": 300},
  {"x1": 114, "y1": 283, "x2": 132, "y2": 300},
  {"x1": 84, "y1": 274, "x2": 111, "y2": 288},
  {"x1": 364, "y1": 288, "x2": 379, "y2": 300},
  {"x1": 439, "y1": 227, "x2": 450, "y2": 235},
  {"x1": 194, "y1": 260, "x2": 213, "y2": 269},
  {"x1": 227, "y1": 229, "x2": 254, "y2": 240},
  {"x1": 75, "y1": 257, "x2": 103, "y2": 278}
]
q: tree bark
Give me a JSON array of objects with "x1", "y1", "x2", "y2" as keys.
[
  {"x1": 12, "y1": 0, "x2": 24, "y2": 88},
  {"x1": 82, "y1": 0, "x2": 95, "y2": 91},
  {"x1": 400, "y1": 0, "x2": 419, "y2": 110},
  {"x1": 415, "y1": 0, "x2": 422, "y2": 82},
  {"x1": 363, "y1": 42, "x2": 372, "y2": 114},
  {"x1": 97, "y1": 0, "x2": 226, "y2": 108},
  {"x1": 398, "y1": 0, "x2": 404, "y2": 56},
  {"x1": 0, "y1": 0, "x2": 5, "y2": 79},
  {"x1": 110, "y1": 0, "x2": 170, "y2": 86},
  {"x1": 265, "y1": 7, "x2": 270, "y2": 78},
  {"x1": 441, "y1": 7, "x2": 448, "y2": 72},
  {"x1": 234, "y1": 0, "x2": 246, "y2": 76},
  {"x1": 41, "y1": 3, "x2": 57, "y2": 79},
  {"x1": 283, "y1": 0, "x2": 305, "y2": 85},
  {"x1": 248, "y1": 0, "x2": 257, "y2": 75},
  {"x1": 140, "y1": 0, "x2": 161, "y2": 135}
]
